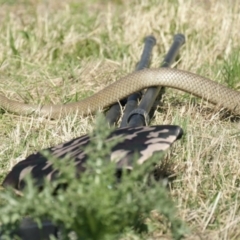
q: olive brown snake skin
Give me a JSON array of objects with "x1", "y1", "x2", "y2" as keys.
[{"x1": 1, "y1": 68, "x2": 239, "y2": 118}]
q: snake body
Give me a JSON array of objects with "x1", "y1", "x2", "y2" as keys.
[{"x1": 1, "y1": 68, "x2": 239, "y2": 118}]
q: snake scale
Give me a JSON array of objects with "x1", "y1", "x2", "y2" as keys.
[{"x1": 1, "y1": 68, "x2": 239, "y2": 118}]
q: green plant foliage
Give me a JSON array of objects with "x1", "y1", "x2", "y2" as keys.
[
  {"x1": 0, "y1": 115, "x2": 187, "y2": 239},
  {"x1": 221, "y1": 48, "x2": 240, "y2": 89}
]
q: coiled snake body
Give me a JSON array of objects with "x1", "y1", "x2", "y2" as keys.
[{"x1": 1, "y1": 68, "x2": 239, "y2": 118}]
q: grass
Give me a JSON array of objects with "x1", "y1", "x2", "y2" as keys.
[{"x1": 0, "y1": 0, "x2": 240, "y2": 239}]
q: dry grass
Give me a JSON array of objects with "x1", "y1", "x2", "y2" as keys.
[{"x1": 0, "y1": 0, "x2": 240, "y2": 239}]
